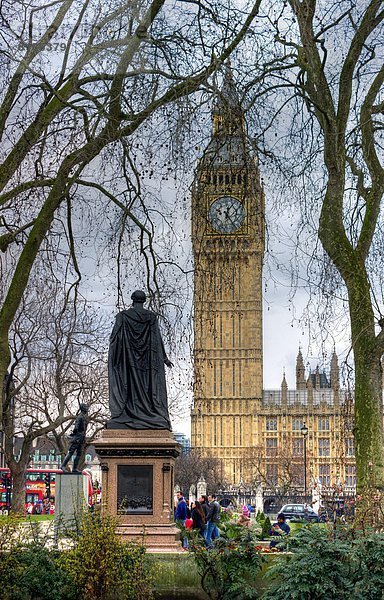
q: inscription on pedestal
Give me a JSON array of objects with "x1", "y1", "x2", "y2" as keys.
[{"x1": 117, "y1": 465, "x2": 153, "y2": 514}]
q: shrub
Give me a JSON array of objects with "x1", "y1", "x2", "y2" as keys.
[
  {"x1": 0, "y1": 517, "x2": 74, "y2": 600},
  {"x1": 11, "y1": 542, "x2": 75, "y2": 600},
  {"x1": 255, "y1": 512, "x2": 265, "y2": 526},
  {"x1": 261, "y1": 516, "x2": 272, "y2": 540},
  {"x1": 0, "y1": 515, "x2": 26, "y2": 597},
  {"x1": 59, "y1": 511, "x2": 153, "y2": 600},
  {"x1": 352, "y1": 534, "x2": 384, "y2": 599},
  {"x1": 262, "y1": 527, "x2": 384, "y2": 600},
  {"x1": 0, "y1": 512, "x2": 153, "y2": 600},
  {"x1": 188, "y1": 525, "x2": 266, "y2": 599},
  {"x1": 219, "y1": 508, "x2": 233, "y2": 524}
]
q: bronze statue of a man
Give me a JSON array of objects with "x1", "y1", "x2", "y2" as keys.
[
  {"x1": 61, "y1": 404, "x2": 88, "y2": 473},
  {"x1": 107, "y1": 290, "x2": 173, "y2": 430}
]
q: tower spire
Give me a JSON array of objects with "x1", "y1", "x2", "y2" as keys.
[
  {"x1": 296, "y1": 347, "x2": 306, "y2": 390},
  {"x1": 281, "y1": 369, "x2": 288, "y2": 402},
  {"x1": 281, "y1": 369, "x2": 288, "y2": 390},
  {"x1": 212, "y1": 61, "x2": 244, "y2": 135},
  {"x1": 330, "y1": 347, "x2": 339, "y2": 392}
]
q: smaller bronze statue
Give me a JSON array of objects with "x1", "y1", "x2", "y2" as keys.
[{"x1": 61, "y1": 404, "x2": 88, "y2": 473}]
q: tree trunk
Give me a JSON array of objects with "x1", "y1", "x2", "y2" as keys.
[
  {"x1": 344, "y1": 260, "x2": 384, "y2": 491},
  {"x1": 3, "y1": 404, "x2": 29, "y2": 515},
  {"x1": 351, "y1": 321, "x2": 384, "y2": 491},
  {"x1": 320, "y1": 170, "x2": 384, "y2": 492},
  {"x1": 10, "y1": 467, "x2": 27, "y2": 515},
  {"x1": 0, "y1": 345, "x2": 11, "y2": 420}
]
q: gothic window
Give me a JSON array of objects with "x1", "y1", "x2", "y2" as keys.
[
  {"x1": 319, "y1": 464, "x2": 331, "y2": 486},
  {"x1": 232, "y1": 362, "x2": 236, "y2": 395},
  {"x1": 219, "y1": 174, "x2": 224, "y2": 184},
  {"x1": 266, "y1": 438, "x2": 278, "y2": 457},
  {"x1": 344, "y1": 416, "x2": 354, "y2": 431},
  {"x1": 318, "y1": 417, "x2": 330, "y2": 431},
  {"x1": 292, "y1": 438, "x2": 304, "y2": 457},
  {"x1": 266, "y1": 417, "x2": 277, "y2": 431},
  {"x1": 345, "y1": 438, "x2": 355, "y2": 457},
  {"x1": 292, "y1": 417, "x2": 302, "y2": 431},
  {"x1": 345, "y1": 465, "x2": 356, "y2": 487},
  {"x1": 237, "y1": 174, "x2": 242, "y2": 184},
  {"x1": 232, "y1": 174, "x2": 236, "y2": 184},
  {"x1": 225, "y1": 174, "x2": 229, "y2": 184},
  {"x1": 213, "y1": 175, "x2": 217, "y2": 185},
  {"x1": 318, "y1": 438, "x2": 330, "y2": 457}
]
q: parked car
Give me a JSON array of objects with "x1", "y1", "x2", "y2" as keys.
[{"x1": 279, "y1": 503, "x2": 319, "y2": 522}]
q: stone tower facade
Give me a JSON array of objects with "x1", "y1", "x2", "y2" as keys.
[
  {"x1": 190, "y1": 72, "x2": 356, "y2": 495},
  {"x1": 257, "y1": 353, "x2": 356, "y2": 497},
  {"x1": 190, "y1": 66, "x2": 265, "y2": 483}
]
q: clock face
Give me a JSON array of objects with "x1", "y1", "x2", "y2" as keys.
[{"x1": 208, "y1": 196, "x2": 246, "y2": 233}]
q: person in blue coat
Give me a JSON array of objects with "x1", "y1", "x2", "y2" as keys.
[
  {"x1": 269, "y1": 513, "x2": 290, "y2": 549},
  {"x1": 175, "y1": 491, "x2": 188, "y2": 548}
]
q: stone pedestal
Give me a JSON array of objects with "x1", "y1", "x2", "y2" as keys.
[
  {"x1": 54, "y1": 473, "x2": 89, "y2": 535},
  {"x1": 94, "y1": 429, "x2": 181, "y2": 552}
]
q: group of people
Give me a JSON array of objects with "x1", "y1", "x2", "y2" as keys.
[
  {"x1": 174, "y1": 491, "x2": 291, "y2": 551},
  {"x1": 174, "y1": 491, "x2": 221, "y2": 548},
  {"x1": 26, "y1": 497, "x2": 55, "y2": 515}
]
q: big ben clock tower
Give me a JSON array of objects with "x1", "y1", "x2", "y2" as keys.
[{"x1": 191, "y1": 66, "x2": 265, "y2": 484}]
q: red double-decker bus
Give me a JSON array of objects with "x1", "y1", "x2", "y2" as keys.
[{"x1": 0, "y1": 468, "x2": 93, "y2": 513}]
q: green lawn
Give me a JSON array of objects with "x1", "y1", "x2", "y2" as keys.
[
  {"x1": 0, "y1": 514, "x2": 54, "y2": 522},
  {"x1": 25, "y1": 514, "x2": 54, "y2": 522}
]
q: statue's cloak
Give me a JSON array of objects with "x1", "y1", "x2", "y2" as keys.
[{"x1": 108, "y1": 307, "x2": 171, "y2": 429}]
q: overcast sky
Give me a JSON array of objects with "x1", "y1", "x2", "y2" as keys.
[{"x1": 76, "y1": 160, "x2": 350, "y2": 439}]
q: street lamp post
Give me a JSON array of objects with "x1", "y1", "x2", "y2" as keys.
[{"x1": 301, "y1": 423, "x2": 309, "y2": 501}]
